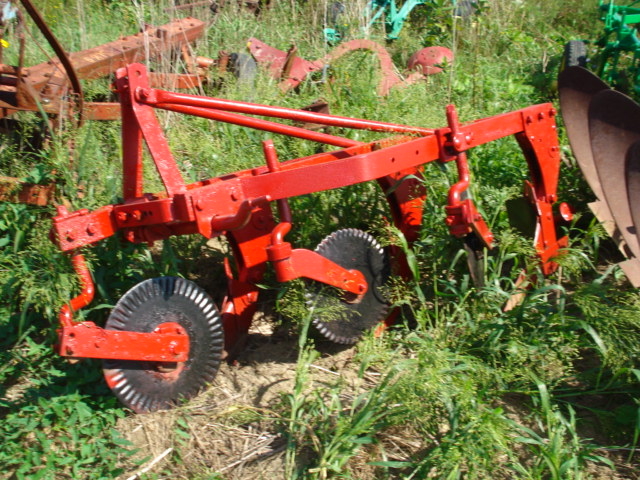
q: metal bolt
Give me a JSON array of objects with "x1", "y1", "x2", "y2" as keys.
[
  {"x1": 116, "y1": 211, "x2": 127, "y2": 222},
  {"x1": 86, "y1": 225, "x2": 96, "y2": 235}
]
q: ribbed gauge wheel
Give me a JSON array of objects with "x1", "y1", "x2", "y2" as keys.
[
  {"x1": 307, "y1": 229, "x2": 390, "y2": 344},
  {"x1": 103, "y1": 277, "x2": 224, "y2": 413}
]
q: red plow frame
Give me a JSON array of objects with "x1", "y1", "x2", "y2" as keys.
[{"x1": 51, "y1": 63, "x2": 568, "y2": 411}]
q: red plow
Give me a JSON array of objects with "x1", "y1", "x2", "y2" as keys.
[{"x1": 51, "y1": 62, "x2": 569, "y2": 412}]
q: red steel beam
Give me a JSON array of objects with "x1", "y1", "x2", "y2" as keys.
[{"x1": 137, "y1": 87, "x2": 434, "y2": 135}]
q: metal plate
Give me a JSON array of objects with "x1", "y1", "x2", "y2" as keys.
[
  {"x1": 307, "y1": 229, "x2": 390, "y2": 344},
  {"x1": 463, "y1": 233, "x2": 486, "y2": 288},
  {"x1": 103, "y1": 277, "x2": 224, "y2": 413},
  {"x1": 626, "y1": 140, "x2": 640, "y2": 256},
  {"x1": 558, "y1": 66, "x2": 610, "y2": 199},
  {"x1": 589, "y1": 88, "x2": 640, "y2": 259}
]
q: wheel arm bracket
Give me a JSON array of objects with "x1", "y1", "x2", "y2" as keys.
[{"x1": 57, "y1": 321, "x2": 190, "y2": 362}]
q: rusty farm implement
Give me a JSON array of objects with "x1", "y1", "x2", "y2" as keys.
[
  {"x1": 559, "y1": 64, "x2": 640, "y2": 286},
  {"x1": 50, "y1": 62, "x2": 569, "y2": 412}
]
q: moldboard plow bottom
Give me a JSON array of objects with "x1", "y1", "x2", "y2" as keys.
[
  {"x1": 559, "y1": 65, "x2": 640, "y2": 286},
  {"x1": 51, "y1": 63, "x2": 569, "y2": 412}
]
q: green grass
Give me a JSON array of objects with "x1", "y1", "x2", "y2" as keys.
[{"x1": 0, "y1": 0, "x2": 639, "y2": 478}]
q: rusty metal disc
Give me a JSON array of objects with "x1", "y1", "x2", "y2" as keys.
[
  {"x1": 306, "y1": 229, "x2": 389, "y2": 345},
  {"x1": 558, "y1": 66, "x2": 610, "y2": 199},
  {"x1": 589, "y1": 88, "x2": 640, "y2": 259},
  {"x1": 407, "y1": 46, "x2": 454, "y2": 75},
  {"x1": 103, "y1": 277, "x2": 224, "y2": 413}
]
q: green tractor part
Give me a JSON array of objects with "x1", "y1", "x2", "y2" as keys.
[
  {"x1": 564, "y1": 1, "x2": 640, "y2": 97},
  {"x1": 369, "y1": 0, "x2": 428, "y2": 40},
  {"x1": 323, "y1": 0, "x2": 477, "y2": 43}
]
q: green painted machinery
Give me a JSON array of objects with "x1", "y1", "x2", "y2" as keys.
[
  {"x1": 565, "y1": 1, "x2": 640, "y2": 96},
  {"x1": 323, "y1": 0, "x2": 476, "y2": 44}
]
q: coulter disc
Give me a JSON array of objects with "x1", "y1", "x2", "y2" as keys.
[
  {"x1": 307, "y1": 228, "x2": 390, "y2": 344},
  {"x1": 103, "y1": 277, "x2": 224, "y2": 413}
]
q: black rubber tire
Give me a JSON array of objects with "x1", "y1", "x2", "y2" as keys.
[
  {"x1": 228, "y1": 52, "x2": 257, "y2": 83},
  {"x1": 103, "y1": 277, "x2": 224, "y2": 413},
  {"x1": 563, "y1": 40, "x2": 588, "y2": 69}
]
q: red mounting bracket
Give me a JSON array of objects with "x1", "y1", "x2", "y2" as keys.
[{"x1": 57, "y1": 322, "x2": 190, "y2": 362}]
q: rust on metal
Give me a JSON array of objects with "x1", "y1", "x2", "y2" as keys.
[
  {"x1": 247, "y1": 37, "x2": 430, "y2": 96},
  {"x1": 0, "y1": 175, "x2": 55, "y2": 205},
  {"x1": 0, "y1": 17, "x2": 206, "y2": 120},
  {"x1": 589, "y1": 88, "x2": 640, "y2": 260},
  {"x1": 323, "y1": 39, "x2": 426, "y2": 96},
  {"x1": 558, "y1": 67, "x2": 610, "y2": 200},
  {"x1": 407, "y1": 46, "x2": 454, "y2": 75},
  {"x1": 559, "y1": 65, "x2": 640, "y2": 286},
  {"x1": 18, "y1": 0, "x2": 84, "y2": 121},
  {"x1": 297, "y1": 99, "x2": 330, "y2": 131},
  {"x1": 0, "y1": 13, "x2": 206, "y2": 205}
]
